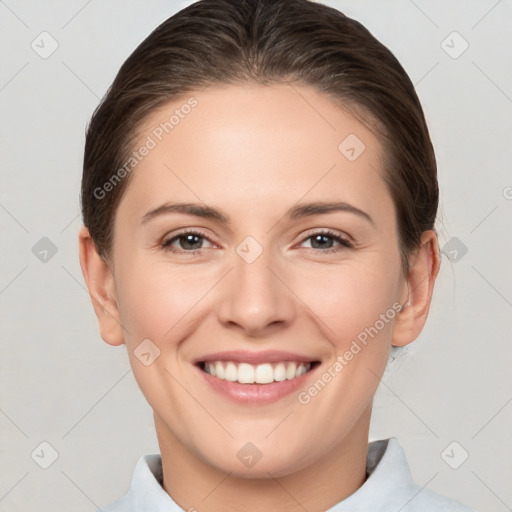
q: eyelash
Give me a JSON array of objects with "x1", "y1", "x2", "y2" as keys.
[{"x1": 161, "y1": 228, "x2": 354, "y2": 255}]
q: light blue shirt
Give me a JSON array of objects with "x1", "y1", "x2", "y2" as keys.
[{"x1": 99, "y1": 438, "x2": 475, "y2": 511}]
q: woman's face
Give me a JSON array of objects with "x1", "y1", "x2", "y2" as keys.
[{"x1": 109, "y1": 83, "x2": 409, "y2": 476}]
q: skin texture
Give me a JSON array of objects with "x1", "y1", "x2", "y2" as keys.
[{"x1": 79, "y1": 83, "x2": 440, "y2": 512}]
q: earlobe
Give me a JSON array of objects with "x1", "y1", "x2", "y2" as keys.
[
  {"x1": 391, "y1": 230, "x2": 441, "y2": 347},
  {"x1": 78, "y1": 226, "x2": 125, "y2": 346}
]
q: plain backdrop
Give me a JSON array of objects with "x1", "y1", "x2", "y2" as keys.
[{"x1": 0, "y1": 1, "x2": 511, "y2": 511}]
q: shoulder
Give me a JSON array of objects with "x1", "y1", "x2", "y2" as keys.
[
  {"x1": 403, "y1": 486, "x2": 475, "y2": 512},
  {"x1": 94, "y1": 453, "x2": 176, "y2": 512},
  {"x1": 330, "y1": 438, "x2": 477, "y2": 512},
  {"x1": 375, "y1": 438, "x2": 477, "y2": 512},
  {"x1": 381, "y1": 438, "x2": 476, "y2": 511},
  {"x1": 95, "y1": 495, "x2": 131, "y2": 512}
]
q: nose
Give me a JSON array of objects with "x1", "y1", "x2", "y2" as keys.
[{"x1": 216, "y1": 245, "x2": 297, "y2": 338}]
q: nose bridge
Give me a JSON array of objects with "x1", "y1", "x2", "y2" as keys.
[{"x1": 216, "y1": 236, "x2": 296, "y2": 335}]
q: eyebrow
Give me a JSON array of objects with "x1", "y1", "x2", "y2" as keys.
[{"x1": 141, "y1": 201, "x2": 375, "y2": 227}]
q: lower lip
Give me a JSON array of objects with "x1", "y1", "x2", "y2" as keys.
[{"x1": 197, "y1": 365, "x2": 317, "y2": 404}]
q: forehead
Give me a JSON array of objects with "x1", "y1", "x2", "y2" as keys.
[{"x1": 117, "y1": 83, "x2": 394, "y2": 226}]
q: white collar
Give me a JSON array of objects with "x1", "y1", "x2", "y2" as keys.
[{"x1": 104, "y1": 438, "x2": 473, "y2": 511}]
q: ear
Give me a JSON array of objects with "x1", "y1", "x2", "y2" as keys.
[
  {"x1": 78, "y1": 225, "x2": 125, "y2": 346},
  {"x1": 391, "y1": 230, "x2": 441, "y2": 347}
]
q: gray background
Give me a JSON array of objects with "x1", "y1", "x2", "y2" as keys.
[{"x1": 0, "y1": 0, "x2": 511, "y2": 511}]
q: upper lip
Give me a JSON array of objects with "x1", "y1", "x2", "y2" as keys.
[{"x1": 195, "y1": 350, "x2": 318, "y2": 365}]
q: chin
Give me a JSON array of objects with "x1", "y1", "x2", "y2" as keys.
[{"x1": 197, "y1": 440, "x2": 313, "y2": 480}]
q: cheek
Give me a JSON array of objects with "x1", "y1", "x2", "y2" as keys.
[
  {"x1": 112, "y1": 260, "x2": 207, "y2": 411},
  {"x1": 114, "y1": 258, "x2": 209, "y2": 345},
  {"x1": 291, "y1": 259, "x2": 400, "y2": 346}
]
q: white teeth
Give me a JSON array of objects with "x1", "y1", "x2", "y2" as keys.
[
  {"x1": 255, "y1": 363, "x2": 274, "y2": 384},
  {"x1": 225, "y1": 362, "x2": 237, "y2": 381},
  {"x1": 203, "y1": 361, "x2": 312, "y2": 384},
  {"x1": 214, "y1": 361, "x2": 225, "y2": 379},
  {"x1": 296, "y1": 364, "x2": 307, "y2": 377},
  {"x1": 286, "y1": 362, "x2": 297, "y2": 380},
  {"x1": 238, "y1": 363, "x2": 255, "y2": 384},
  {"x1": 274, "y1": 363, "x2": 287, "y2": 382}
]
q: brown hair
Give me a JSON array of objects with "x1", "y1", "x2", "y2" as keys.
[{"x1": 81, "y1": 0, "x2": 438, "y2": 275}]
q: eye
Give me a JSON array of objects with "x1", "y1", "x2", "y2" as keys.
[
  {"x1": 299, "y1": 229, "x2": 353, "y2": 253},
  {"x1": 161, "y1": 229, "x2": 214, "y2": 254},
  {"x1": 160, "y1": 228, "x2": 353, "y2": 255}
]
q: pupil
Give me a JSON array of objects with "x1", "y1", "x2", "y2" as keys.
[
  {"x1": 312, "y1": 234, "x2": 333, "y2": 249},
  {"x1": 182, "y1": 234, "x2": 201, "y2": 250}
]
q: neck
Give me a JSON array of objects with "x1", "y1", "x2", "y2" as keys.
[{"x1": 155, "y1": 407, "x2": 371, "y2": 512}]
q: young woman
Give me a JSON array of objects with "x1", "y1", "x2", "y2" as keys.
[{"x1": 79, "y1": 0, "x2": 475, "y2": 510}]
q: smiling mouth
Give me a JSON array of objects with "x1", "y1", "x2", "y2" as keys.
[{"x1": 199, "y1": 360, "x2": 319, "y2": 384}]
